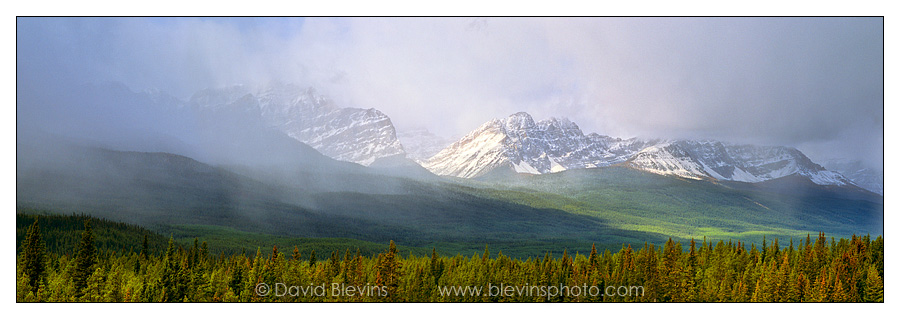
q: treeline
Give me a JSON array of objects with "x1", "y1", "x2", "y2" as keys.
[
  {"x1": 16, "y1": 211, "x2": 168, "y2": 256},
  {"x1": 16, "y1": 212, "x2": 411, "y2": 258},
  {"x1": 17, "y1": 218, "x2": 883, "y2": 302}
]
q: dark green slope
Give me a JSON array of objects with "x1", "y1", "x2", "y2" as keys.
[
  {"x1": 17, "y1": 142, "x2": 300, "y2": 228},
  {"x1": 18, "y1": 142, "x2": 647, "y2": 257},
  {"x1": 16, "y1": 210, "x2": 169, "y2": 256},
  {"x1": 15, "y1": 212, "x2": 429, "y2": 257}
]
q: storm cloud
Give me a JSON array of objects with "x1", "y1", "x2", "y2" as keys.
[{"x1": 16, "y1": 17, "x2": 883, "y2": 169}]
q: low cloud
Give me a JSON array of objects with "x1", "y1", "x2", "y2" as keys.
[{"x1": 16, "y1": 17, "x2": 883, "y2": 169}]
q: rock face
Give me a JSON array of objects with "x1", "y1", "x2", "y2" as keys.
[
  {"x1": 624, "y1": 140, "x2": 852, "y2": 186},
  {"x1": 190, "y1": 83, "x2": 405, "y2": 165},
  {"x1": 424, "y1": 112, "x2": 855, "y2": 187},
  {"x1": 821, "y1": 159, "x2": 883, "y2": 195}
]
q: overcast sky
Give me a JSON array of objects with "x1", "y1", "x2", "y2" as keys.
[{"x1": 17, "y1": 17, "x2": 883, "y2": 168}]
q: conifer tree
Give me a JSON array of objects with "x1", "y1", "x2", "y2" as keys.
[
  {"x1": 20, "y1": 219, "x2": 46, "y2": 295},
  {"x1": 200, "y1": 241, "x2": 208, "y2": 261},
  {"x1": 864, "y1": 265, "x2": 884, "y2": 302},
  {"x1": 72, "y1": 220, "x2": 96, "y2": 297},
  {"x1": 659, "y1": 238, "x2": 683, "y2": 301},
  {"x1": 773, "y1": 253, "x2": 795, "y2": 302},
  {"x1": 832, "y1": 274, "x2": 849, "y2": 302},
  {"x1": 247, "y1": 248, "x2": 264, "y2": 302},
  {"x1": 636, "y1": 242, "x2": 659, "y2": 301},
  {"x1": 291, "y1": 246, "x2": 301, "y2": 261},
  {"x1": 133, "y1": 253, "x2": 142, "y2": 275},
  {"x1": 807, "y1": 267, "x2": 831, "y2": 302},
  {"x1": 329, "y1": 250, "x2": 340, "y2": 278},
  {"x1": 229, "y1": 263, "x2": 244, "y2": 295},
  {"x1": 771, "y1": 237, "x2": 780, "y2": 262},
  {"x1": 189, "y1": 238, "x2": 200, "y2": 269},
  {"x1": 376, "y1": 240, "x2": 402, "y2": 301},
  {"x1": 342, "y1": 249, "x2": 352, "y2": 281},
  {"x1": 793, "y1": 270, "x2": 808, "y2": 302},
  {"x1": 351, "y1": 248, "x2": 364, "y2": 286},
  {"x1": 160, "y1": 237, "x2": 180, "y2": 302},
  {"x1": 430, "y1": 247, "x2": 444, "y2": 285},
  {"x1": 682, "y1": 238, "x2": 699, "y2": 301},
  {"x1": 140, "y1": 234, "x2": 149, "y2": 259},
  {"x1": 761, "y1": 236, "x2": 767, "y2": 262}
]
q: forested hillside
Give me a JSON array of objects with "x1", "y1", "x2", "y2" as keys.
[{"x1": 17, "y1": 214, "x2": 883, "y2": 302}]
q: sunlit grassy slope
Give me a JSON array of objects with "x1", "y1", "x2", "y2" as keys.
[
  {"x1": 467, "y1": 166, "x2": 882, "y2": 243},
  {"x1": 17, "y1": 144, "x2": 882, "y2": 258}
]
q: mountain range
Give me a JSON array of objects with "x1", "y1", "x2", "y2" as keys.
[
  {"x1": 422, "y1": 112, "x2": 864, "y2": 191},
  {"x1": 15, "y1": 82, "x2": 883, "y2": 256},
  {"x1": 52, "y1": 82, "x2": 876, "y2": 194}
]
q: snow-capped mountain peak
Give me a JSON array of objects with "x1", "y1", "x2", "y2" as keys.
[
  {"x1": 189, "y1": 83, "x2": 405, "y2": 165},
  {"x1": 423, "y1": 112, "x2": 627, "y2": 178},
  {"x1": 624, "y1": 140, "x2": 854, "y2": 186},
  {"x1": 423, "y1": 112, "x2": 856, "y2": 188},
  {"x1": 503, "y1": 112, "x2": 536, "y2": 131}
]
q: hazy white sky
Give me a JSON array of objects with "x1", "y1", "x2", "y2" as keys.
[{"x1": 17, "y1": 17, "x2": 883, "y2": 168}]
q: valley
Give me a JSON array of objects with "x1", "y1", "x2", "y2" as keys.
[{"x1": 15, "y1": 82, "x2": 883, "y2": 259}]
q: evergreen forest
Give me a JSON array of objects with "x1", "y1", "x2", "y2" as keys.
[{"x1": 16, "y1": 213, "x2": 884, "y2": 302}]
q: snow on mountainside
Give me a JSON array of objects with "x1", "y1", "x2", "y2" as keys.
[
  {"x1": 423, "y1": 119, "x2": 510, "y2": 178},
  {"x1": 626, "y1": 142, "x2": 710, "y2": 180},
  {"x1": 625, "y1": 140, "x2": 854, "y2": 186},
  {"x1": 423, "y1": 112, "x2": 656, "y2": 178},
  {"x1": 821, "y1": 159, "x2": 883, "y2": 195},
  {"x1": 424, "y1": 112, "x2": 856, "y2": 188},
  {"x1": 190, "y1": 83, "x2": 405, "y2": 165},
  {"x1": 397, "y1": 128, "x2": 453, "y2": 162}
]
